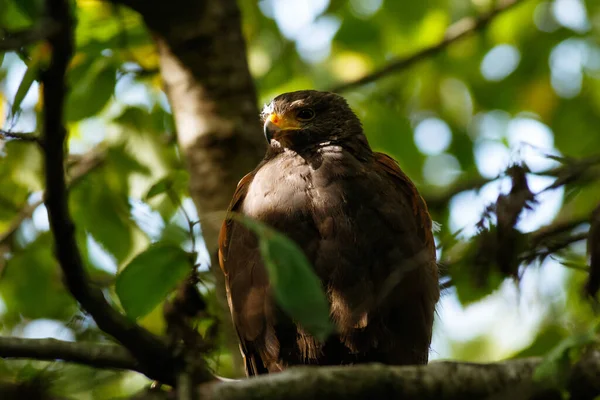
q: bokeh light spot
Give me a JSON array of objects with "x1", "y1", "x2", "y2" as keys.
[
  {"x1": 414, "y1": 117, "x2": 452, "y2": 155},
  {"x1": 480, "y1": 44, "x2": 521, "y2": 82}
]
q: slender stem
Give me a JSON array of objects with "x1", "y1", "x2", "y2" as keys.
[{"x1": 166, "y1": 190, "x2": 197, "y2": 256}]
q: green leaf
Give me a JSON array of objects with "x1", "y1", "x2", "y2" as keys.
[
  {"x1": 0, "y1": 233, "x2": 77, "y2": 323},
  {"x1": 113, "y1": 106, "x2": 151, "y2": 132},
  {"x1": 533, "y1": 326, "x2": 599, "y2": 388},
  {"x1": 0, "y1": 0, "x2": 33, "y2": 29},
  {"x1": 513, "y1": 325, "x2": 569, "y2": 359},
  {"x1": 235, "y1": 215, "x2": 334, "y2": 341},
  {"x1": 144, "y1": 171, "x2": 188, "y2": 201},
  {"x1": 144, "y1": 176, "x2": 173, "y2": 201},
  {"x1": 13, "y1": 0, "x2": 43, "y2": 20},
  {"x1": 158, "y1": 221, "x2": 191, "y2": 247},
  {"x1": 65, "y1": 56, "x2": 116, "y2": 121},
  {"x1": 107, "y1": 144, "x2": 152, "y2": 177},
  {"x1": 69, "y1": 169, "x2": 134, "y2": 263},
  {"x1": 335, "y1": 16, "x2": 382, "y2": 54},
  {"x1": 450, "y1": 253, "x2": 505, "y2": 306},
  {"x1": 116, "y1": 243, "x2": 193, "y2": 319},
  {"x1": 11, "y1": 64, "x2": 37, "y2": 116}
]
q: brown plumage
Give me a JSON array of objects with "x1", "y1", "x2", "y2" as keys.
[{"x1": 218, "y1": 90, "x2": 439, "y2": 376}]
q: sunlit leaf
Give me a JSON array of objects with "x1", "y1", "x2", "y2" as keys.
[
  {"x1": 107, "y1": 144, "x2": 152, "y2": 177},
  {"x1": 0, "y1": 0, "x2": 33, "y2": 29},
  {"x1": 0, "y1": 233, "x2": 77, "y2": 323},
  {"x1": 115, "y1": 243, "x2": 193, "y2": 319},
  {"x1": 4, "y1": 140, "x2": 44, "y2": 191},
  {"x1": 144, "y1": 176, "x2": 173, "y2": 201}
]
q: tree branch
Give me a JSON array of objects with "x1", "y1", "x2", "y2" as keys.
[
  {"x1": 530, "y1": 216, "x2": 590, "y2": 247},
  {"x1": 331, "y1": 0, "x2": 529, "y2": 93},
  {"x1": 439, "y1": 215, "x2": 590, "y2": 289},
  {"x1": 40, "y1": 0, "x2": 176, "y2": 385},
  {"x1": 0, "y1": 130, "x2": 40, "y2": 143},
  {"x1": 425, "y1": 155, "x2": 600, "y2": 212},
  {"x1": 194, "y1": 351, "x2": 600, "y2": 400},
  {"x1": 425, "y1": 175, "x2": 491, "y2": 212},
  {"x1": 0, "y1": 337, "x2": 141, "y2": 372},
  {"x1": 5, "y1": 339, "x2": 595, "y2": 400},
  {"x1": 522, "y1": 231, "x2": 589, "y2": 264}
]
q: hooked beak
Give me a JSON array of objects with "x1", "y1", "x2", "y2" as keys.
[{"x1": 263, "y1": 113, "x2": 301, "y2": 143}]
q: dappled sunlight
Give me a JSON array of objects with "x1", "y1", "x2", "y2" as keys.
[
  {"x1": 552, "y1": 0, "x2": 590, "y2": 33},
  {"x1": 550, "y1": 38, "x2": 588, "y2": 98},
  {"x1": 433, "y1": 257, "x2": 569, "y2": 361},
  {"x1": 481, "y1": 44, "x2": 521, "y2": 82},
  {"x1": 87, "y1": 234, "x2": 118, "y2": 275},
  {"x1": 1, "y1": 0, "x2": 599, "y2": 395},
  {"x1": 414, "y1": 117, "x2": 452, "y2": 155},
  {"x1": 474, "y1": 141, "x2": 511, "y2": 178},
  {"x1": 423, "y1": 153, "x2": 462, "y2": 187},
  {"x1": 349, "y1": 0, "x2": 383, "y2": 19}
]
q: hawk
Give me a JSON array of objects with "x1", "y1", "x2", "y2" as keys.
[{"x1": 218, "y1": 90, "x2": 439, "y2": 376}]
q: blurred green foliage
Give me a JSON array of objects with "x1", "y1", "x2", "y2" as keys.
[{"x1": 1, "y1": 0, "x2": 600, "y2": 398}]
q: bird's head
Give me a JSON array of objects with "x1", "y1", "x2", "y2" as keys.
[{"x1": 261, "y1": 90, "x2": 364, "y2": 149}]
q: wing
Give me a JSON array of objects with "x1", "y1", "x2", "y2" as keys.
[
  {"x1": 372, "y1": 152, "x2": 435, "y2": 256},
  {"x1": 218, "y1": 171, "x2": 253, "y2": 271},
  {"x1": 366, "y1": 152, "x2": 439, "y2": 364},
  {"x1": 218, "y1": 172, "x2": 271, "y2": 376}
]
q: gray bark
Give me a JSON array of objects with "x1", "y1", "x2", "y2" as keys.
[
  {"x1": 130, "y1": 351, "x2": 600, "y2": 400},
  {"x1": 116, "y1": 0, "x2": 266, "y2": 374}
]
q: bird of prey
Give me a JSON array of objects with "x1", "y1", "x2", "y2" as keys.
[{"x1": 218, "y1": 90, "x2": 439, "y2": 376}]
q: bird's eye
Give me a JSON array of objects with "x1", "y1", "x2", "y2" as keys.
[{"x1": 296, "y1": 108, "x2": 315, "y2": 121}]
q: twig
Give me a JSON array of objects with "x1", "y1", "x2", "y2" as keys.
[
  {"x1": 425, "y1": 155, "x2": 600, "y2": 211},
  {"x1": 40, "y1": 0, "x2": 175, "y2": 385},
  {"x1": 425, "y1": 175, "x2": 491, "y2": 212},
  {"x1": 0, "y1": 20, "x2": 60, "y2": 51},
  {"x1": 0, "y1": 147, "x2": 106, "y2": 245},
  {"x1": 0, "y1": 337, "x2": 141, "y2": 372},
  {"x1": 0, "y1": 130, "x2": 40, "y2": 143},
  {"x1": 331, "y1": 0, "x2": 529, "y2": 93},
  {"x1": 177, "y1": 371, "x2": 194, "y2": 400},
  {"x1": 521, "y1": 231, "x2": 588, "y2": 264},
  {"x1": 167, "y1": 190, "x2": 197, "y2": 254},
  {"x1": 439, "y1": 216, "x2": 590, "y2": 286},
  {"x1": 529, "y1": 216, "x2": 589, "y2": 246}
]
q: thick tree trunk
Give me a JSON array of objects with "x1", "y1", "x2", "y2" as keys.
[{"x1": 118, "y1": 0, "x2": 265, "y2": 375}]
